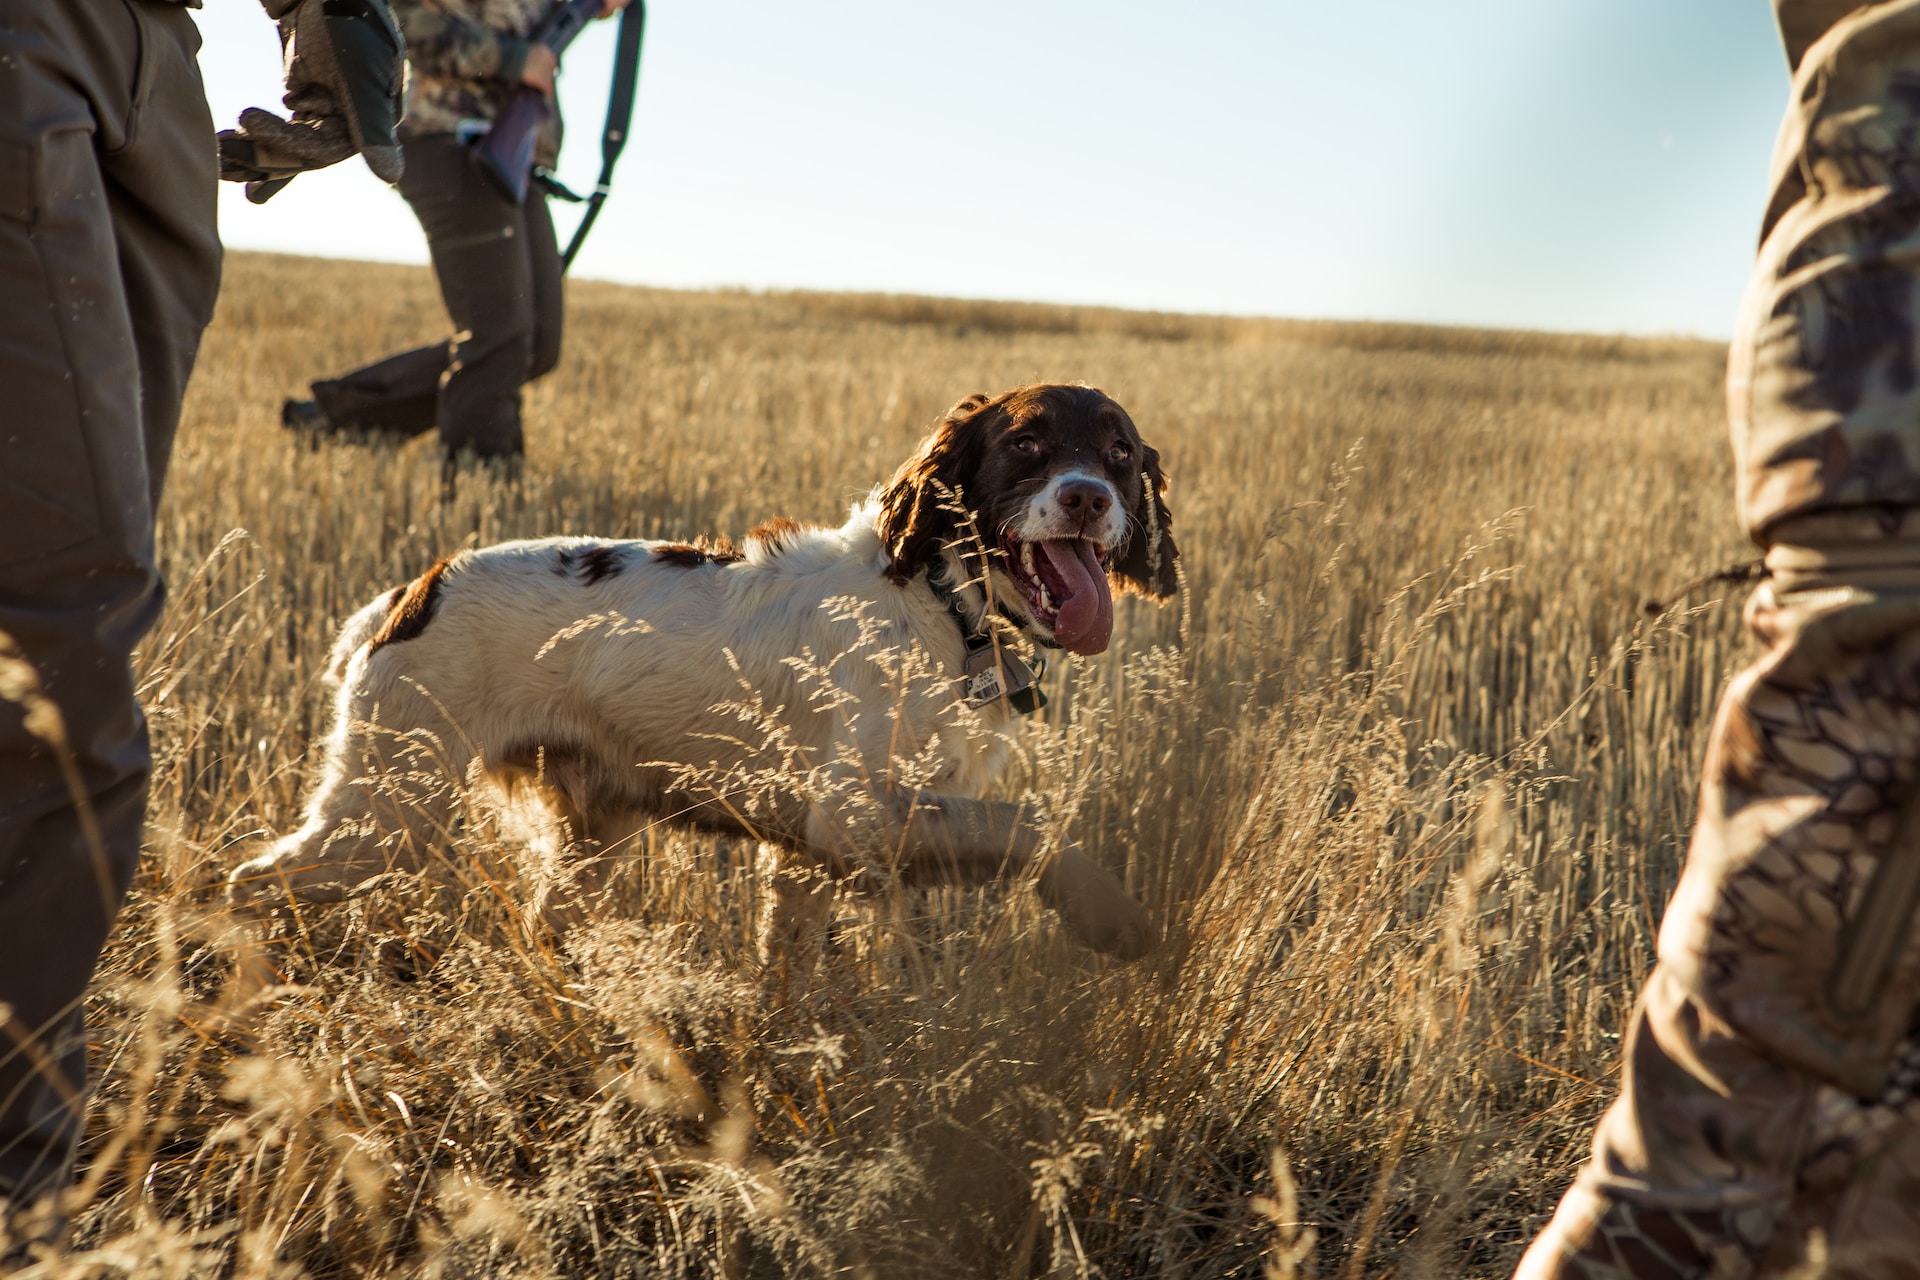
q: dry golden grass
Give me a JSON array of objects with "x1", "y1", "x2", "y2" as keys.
[{"x1": 41, "y1": 251, "x2": 1753, "y2": 1277}]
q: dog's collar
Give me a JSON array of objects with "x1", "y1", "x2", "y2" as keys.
[{"x1": 926, "y1": 559, "x2": 1047, "y2": 715}]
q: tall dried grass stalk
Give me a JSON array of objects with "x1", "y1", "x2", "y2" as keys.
[{"x1": 29, "y1": 253, "x2": 1743, "y2": 1277}]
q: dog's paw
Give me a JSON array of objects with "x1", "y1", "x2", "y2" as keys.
[
  {"x1": 224, "y1": 853, "x2": 287, "y2": 908},
  {"x1": 1036, "y1": 847, "x2": 1154, "y2": 961},
  {"x1": 225, "y1": 847, "x2": 356, "y2": 910}
]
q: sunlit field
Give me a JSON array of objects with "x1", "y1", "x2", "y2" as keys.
[{"x1": 39, "y1": 251, "x2": 1750, "y2": 1277}]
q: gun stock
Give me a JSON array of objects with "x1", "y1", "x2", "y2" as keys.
[{"x1": 472, "y1": 0, "x2": 606, "y2": 203}]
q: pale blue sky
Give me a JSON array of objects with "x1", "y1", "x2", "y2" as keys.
[{"x1": 196, "y1": 1, "x2": 1788, "y2": 337}]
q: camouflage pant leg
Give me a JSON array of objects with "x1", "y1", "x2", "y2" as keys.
[
  {"x1": 1517, "y1": 585, "x2": 1920, "y2": 1279},
  {"x1": 1516, "y1": 1, "x2": 1920, "y2": 1273},
  {"x1": 1524, "y1": 993, "x2": 1920, "y2": 1280}
]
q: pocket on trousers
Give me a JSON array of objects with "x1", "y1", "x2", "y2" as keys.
[
  {"x1": 0, "y1": 128, "x2": 120, "y2": 568},
  {"x1": 0, "y1": 138, "x2": 31, "y2": 222}
]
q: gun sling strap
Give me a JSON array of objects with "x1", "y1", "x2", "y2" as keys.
[{"x1": 558, "y1": 0, "x2": 645, "y2": 273}]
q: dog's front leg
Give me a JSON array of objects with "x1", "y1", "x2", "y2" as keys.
[
  {"x1": 754, "y1": 842, "x2": 835, "y2": 973},
  {"x1": 804, "y1": 787, "x2": 1152, "y2": 961}
]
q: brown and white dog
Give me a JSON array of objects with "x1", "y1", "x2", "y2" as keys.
[{"x1": 230, "y1": 385, "x2": 1179, "y2": 961}]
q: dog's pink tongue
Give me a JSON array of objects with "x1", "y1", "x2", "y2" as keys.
[{"x1": 1040, "y1": 539, "x2": 1113, "y2": 654}]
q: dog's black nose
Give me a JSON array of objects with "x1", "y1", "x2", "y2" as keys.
[{"x1": 1056, "y1": 479, "x2": 1112, "y2": 519}]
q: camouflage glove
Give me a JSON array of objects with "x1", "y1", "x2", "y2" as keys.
[{"x1": 218, "y1": 0, "x2": 406, "y2": 204}]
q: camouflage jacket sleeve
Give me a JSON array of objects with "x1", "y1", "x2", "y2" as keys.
[
  {"x1": 1728, "y1": 0, "x2": 1920, "y2": 540},
  {"x1": 390, "y1": 0, "x2": 532, "y2": 85}
]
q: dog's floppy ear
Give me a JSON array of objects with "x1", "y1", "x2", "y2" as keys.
[
  {"x1": 1110, "y1": 443, "x2": 1180, "y2": 600},
  {"x1": 877, "y1": 394, "x2": 1001, "y2": 583}
]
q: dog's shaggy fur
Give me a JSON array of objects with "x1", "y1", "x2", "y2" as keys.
[{"x1": 230, "y1": 385, "x2": 1179, "y2": 960}]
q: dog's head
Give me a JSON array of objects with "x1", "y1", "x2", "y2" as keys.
[{"x1": 877, "y1": 384, "x2": 1179, "y2": 656}]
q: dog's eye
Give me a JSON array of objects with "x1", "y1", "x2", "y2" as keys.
[
  {"x1": 1108, "y1": 442, "x2": 1133, "y2": 463},
  {"x1": 1012, "y1": 436, "x2": 1041, "y2": 455}
]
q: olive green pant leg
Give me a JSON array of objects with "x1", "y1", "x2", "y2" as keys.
[{"x1": 0, "y1": 0, "x2": 217, "y2": 1207}]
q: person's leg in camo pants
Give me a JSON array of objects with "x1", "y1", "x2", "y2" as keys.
[
  {"x1": 1517, "y1": 2, "x2": 1920, "y2": 1276},
  {"x1": 0, "y1": 0, "x2": 219, "y2": 1219}
]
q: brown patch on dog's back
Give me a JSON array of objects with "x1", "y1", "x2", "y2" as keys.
[
  {"x1": 652, "y1": 544, "x2": 709, "y2": 569},
  {"x1": 366, "y1": 556, "x2": 454, "y2": 656},
  {"x1": 580, "y1": 545, "x2": 624, "y2": 584},
  {"x1": 747, "y1": 517, "x2": 816, "y2": 555},
  {"x1": 652, "y1": 534, "x2": 743, "y2": 568},
  {"x1": 554, "y1": 543, "x2": 632, "y2": 584}
]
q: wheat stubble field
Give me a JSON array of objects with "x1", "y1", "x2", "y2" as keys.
[{"x1": 49, "y1": 251, "x2": 1753, "y2": 1278}]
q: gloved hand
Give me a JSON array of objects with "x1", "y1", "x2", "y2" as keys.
[{"x1": 218, "y1": 0, "x2": 406, "y2": 204}]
